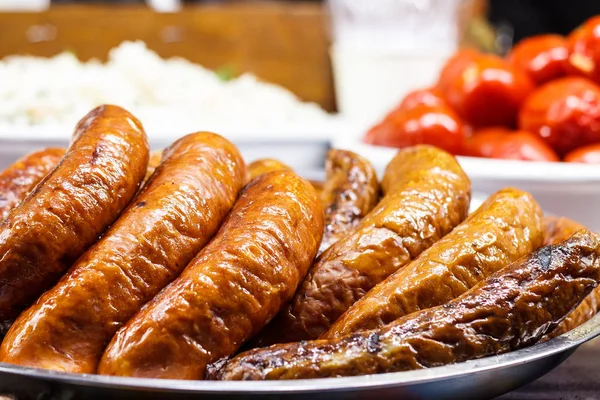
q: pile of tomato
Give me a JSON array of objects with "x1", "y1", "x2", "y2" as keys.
[{"x1": 364, "y1": 16, "x2": 600, "y2": 163}]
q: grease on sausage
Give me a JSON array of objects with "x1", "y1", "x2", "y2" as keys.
[
  {"x1": 0, "y1": 132, "x2": 245, "y2": 373},
  {"x1": 97, "y1": 171, "x2": 323, "y2": 379},
  {"x1": 0, "y1": 148, "x2": 65, "y2": 219},
  {"x1": 251, "y1": 145, "x2": 471, "y2": 346},
  {"x1": 318, "y1": 149, "x2": 379, "y2": 255},
  {"x1": 215, "y1": 230, "x2": 600, "y2": 380},
  {"x1": 323, "y1": 188, "x2": 543, "y2": 338},
  {"x1": 0, "y1": 105, "x2": 149, "y2": 321}
]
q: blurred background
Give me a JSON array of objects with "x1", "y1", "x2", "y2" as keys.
[
  {"x1": 2, "y1": 0, "x2": 600, "y2": 228},
  {"x1": 1, "y1": 0, "x2": 598, "y2": 129}
]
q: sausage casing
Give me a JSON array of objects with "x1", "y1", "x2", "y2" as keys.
[
  {"x1": 0, "y1": 132, "x2": 245, "y2": 373},
  {"x1": 0, "y1": 105, "x2": 149, "y2": 320},
  {"x1": 0, "y1": 148, "x2": 65, "y2": 219},
  {"x1": 97, "y1": 171, "x2": 324, "y2": 379},
  {"x1": 543, "y1": 216, "x2": 585, "y2": 246},
  {"x1": 143, "y1": 150, "x2": 164, "y2": 184},
  {"x1": 252, "y1": 145, "x2": 471, "y2": 346},
  {"x1": 323, "y1": 188, "x2": 543, "y2": 338},
  {"x1": 318, "y1": 149, "x2": 379, "y2": 255},
  {"x1": 215, "y1": 230, "x2": 600, "y2": 380},
  {"x1": 246, "y1": 158, "x2": 292, "y2": 182},
  {"x1": 541, "y1": 216, "x2": 599, "y2": 338}
]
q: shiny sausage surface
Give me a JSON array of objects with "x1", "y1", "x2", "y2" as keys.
[
  {"x1": 318, "y1": 149, "x2": 379, "y2": 255},
  {"x1": 97, "y1": 170, "x2": 323, "y2": 379},
  {"x1": 324, "y1": 188, "x2": 543, "y2": 338},
  {"x1": 0, "y1": 132, "x2": 245, "y2": 373},
  {"x1": 246, "y1": 158, "x2": 292, "y2": 182},
  {"x1": 0, "y1": 105, "x2": 149, "y2": 321},
  {"x1": 0, "y1": 148, "x2": 65, "y2": 220},
  {"x1": 215, "y1": 230, "x2": 600, "y2": 380},
  {"x1": 251, "y1": 145, "x2": 471, "y2": 346},
  {"x1": 542, "y1": 216, "x2": 599, "y2": 338}
]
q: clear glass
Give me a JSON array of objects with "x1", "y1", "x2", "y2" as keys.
[{"x1": 327, "y1": 0, "x2": 474, "y2": 54}]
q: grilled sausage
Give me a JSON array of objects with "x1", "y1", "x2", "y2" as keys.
[
  {"x1": 97, "y1": 171, "x2": 323, "y2": 379},
  {"x1": 0, "y1": 132, "x2": 245, "y2": 373},
  {"x1": 317, "y1": 149, "x2": 379, "y2": 255},
  {"x1": 143, "y1": 150, "x2": 163, "y2": 184},
  {"x1": 246, "y1": 159, "x2": 292, "y2": 182},
  {"x1": 251, "y1": 145, "x2": 471, "y2": 346},
  {"x1": 0, "y1": 105, "x2": 148, "y2": 321},
  {"x1": 543, "y1": 216, "x2": 586, "y2": 246},
  {"x1": 0, "y1": 148, "x2": 65, "y2": 220},
  {"x1": 323, "y1": 188, "x2": 544, "y2": 338},
  {"x1": 214, "y1": 230, "x2": 600, "y2": 380},
  {"x1": 541, "y1": 217, "x2": 599, "y2": 338}
]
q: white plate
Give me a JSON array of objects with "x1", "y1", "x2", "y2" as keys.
[{"x1": 333, "y1": 136, "x2": 600, "y2": 231}]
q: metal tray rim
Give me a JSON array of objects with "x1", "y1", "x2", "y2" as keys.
[{"x1": 0, "y1": 313, "x2": 598, "y2": 394}]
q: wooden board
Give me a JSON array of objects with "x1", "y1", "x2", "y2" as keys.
[{"x1": 0, "y1": 2, "x2": 336, "y2": 111}]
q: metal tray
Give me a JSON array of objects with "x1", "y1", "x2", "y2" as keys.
[{"x1": 0, "y1": 313, "x2": 597, "y2": 400}]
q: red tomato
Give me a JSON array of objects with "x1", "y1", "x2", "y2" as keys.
[
  {"x1": 564, "y1": 16, "x2": 600, "y2": 83},
  {"x1": 518, "y1": 77, "x2": 600, "y2": 155},
  {"x1": 564, "y1": 143, "x2": 600, "y2": 163},
  {"x1": 396, "y1": 87, "x2": 447, "y2": 113},
  {"x1": 437, "y1": 50, "x2": 534, "y2": 128},
  {"x1": 488, "y1": 131, "x2": 560, "y2": 162},
  {"x1": 463, "y1": 128, "x2": 512, "y2": 158},
  {"x1": 364, "y1": 104, "x2": 466, "y2": 155},
  {"x1": 508, "y1": 34, "x2": 568, "y2": 85}
]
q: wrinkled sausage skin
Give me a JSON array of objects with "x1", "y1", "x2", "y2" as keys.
[
  {"x1": 323, "y1": 188, "x2": 543, "y2": 338},
  {"x1": 215, "y1": 230, "x2": 600, "y2": 380},
  {"x1": 318, "y1": 149, "x2": 379, "y2": 255},
  {"x1": 97, "y1": 171, "x2": 323, "y2": 380},
  {"x1": 251, "y1": 145, "x2": 471, "y2": 346},
  {"x1": 541, "y1": 217, "x2": 600, "y2": 338},
  {"x1": 0, "y1": 148, "x2": 66, "y2": 220},
  {"x1": 0, "y1": 132, "x2": 245, "y2": 373},
  {"x1": 0, "y1": 105, "x2": 148, "y2": 321},
  {"x1": 543, "y1": 216, "x2": 586, "y2": 246},
  {"x1": 246, "y1": 159, "x2": 292, "y2": 182}
]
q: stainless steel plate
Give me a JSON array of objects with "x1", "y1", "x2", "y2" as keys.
[{"x1": 0, "y1": 313, "x2": 598, "y2": 400}]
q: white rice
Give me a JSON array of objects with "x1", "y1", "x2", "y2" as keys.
[{"x1": 0, "y1": 41, "x2": 334, "y2": 137}]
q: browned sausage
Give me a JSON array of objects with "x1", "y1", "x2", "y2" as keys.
[
  {"x1": 0, "y1": 148, "x2": 65, "y2": 220},
  {"x1": 97, "y1": 171, "x2": 323, "y2": 379},
  {"x1": 246, "y1": 158, "x2": 292, "y2": 182},
  {"x1": 0, "y1": 105, "x2": 148, "y2": 321},
  {"x1": 317, "y1": 149, "x2": 379, "y2": 255},
  {"x1": 323, "y1": 188, "x2": 543, "y2": 338},
  {"x1": 214, "y1": 230, "x2": 600, "y2": 380},
  {"x1": 0, "y1": 132, "x2": 246, "y2": 373},
  {"x1": 543, "y1": 216, "x2": 586, "y2": 246},
  {"x1": 541, "y1": 217, "x2": 599, "y2": 338},
  {"x1": 251, "y1": 145, "x2": 471, "y2": 346},
  {"x1": 143, "y1": 150, "x2": 163, "y2": 184}
]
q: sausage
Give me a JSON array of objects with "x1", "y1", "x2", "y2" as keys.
[
  {"x1": 543, "y1": 216, "x2": 586, "y2": 246},
  {"x1": 0, "y1": 148, "x2": 65, "y2": 220},
  {"x1": 143, "y1": 150, "x2": 163, "y2": 183},
  {"x1": 97, "y1": 170, "x2": 323, "y2": 379},
  {"x1": 0, "y1": 132, "x2": 246, "y2": 373},
  {"x1": 0, "y1": 105, "x2": 148, "y2": 321},
  {"x1": 317, "y1": 149, "x2": 379, "y2": 255},
  {"x1": 323, "y1": 188, "x2": 543, "y2": 338},
  {"x1": 541, "y1": 217, "x2": 599, "y2": 338},
  {"x1": 214, "y1": 230, "x2": 600, "y2": 380},
  {"x1": 246, "y1": 158, "x2": 292, "y2": 182},
  {"x1": 251, "y1": 145, "x2": 471, "y2": 346}
]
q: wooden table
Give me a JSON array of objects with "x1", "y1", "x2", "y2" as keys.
[{"x1": 497, "y1": 338, "x2": 600, "y2": 399}]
